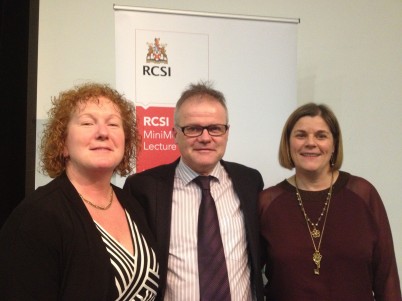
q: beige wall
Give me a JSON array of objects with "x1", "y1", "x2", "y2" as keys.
[{"x1": 38, "y1": 0, "x2": 402, "y2": 281}]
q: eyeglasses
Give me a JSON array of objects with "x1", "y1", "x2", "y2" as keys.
[{"x1": 176, "y1": 124, "x2": 229, "y2": 137}]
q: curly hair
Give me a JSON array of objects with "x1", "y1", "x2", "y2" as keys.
[{"x1": 40, "y1": 82, "x2": 140, "y2": 178}]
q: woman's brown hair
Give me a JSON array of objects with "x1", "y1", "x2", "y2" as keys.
[{"x1": 278, "y1": 102, "x2": 343, "y2": 170}]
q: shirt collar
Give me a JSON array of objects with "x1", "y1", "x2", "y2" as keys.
[{"x1": 176, "y1": 158, "x2": 224, "y2": 185}]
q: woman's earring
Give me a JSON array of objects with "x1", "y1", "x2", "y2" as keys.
[{"x1": 330, "y1": 153, "x2": 335, "y2": 167}]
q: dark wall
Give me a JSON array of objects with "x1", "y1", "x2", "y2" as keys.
[{"x1": 0, "y1": 0, "x2": 38, "y2": 227}]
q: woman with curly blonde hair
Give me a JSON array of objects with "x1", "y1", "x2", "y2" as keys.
[
  {"x1": 40, "y1": 82, "x2": 140, "y2": 177},
  {"x1": 0, "y1": 82, "x2": 159, "y2": 300}
]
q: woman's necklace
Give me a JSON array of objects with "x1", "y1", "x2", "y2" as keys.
[
  {"x1": 296, "y1": 185, "x2": 331, "y2": 239},
  {"x1": 79, "y1": 186, "x2": 114, "y2": 210},
  {"x1": 295, "y1": 172, "x2": 334, "y2": 275}
]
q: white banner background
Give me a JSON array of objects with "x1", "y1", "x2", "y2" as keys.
[{"x1": 114, "y1": 7, "x2": 298, "y2": 187}]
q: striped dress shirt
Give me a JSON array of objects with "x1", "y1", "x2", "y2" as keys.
[{"x1": 164, "y1": 160, "x2": 253, "y2": 301}]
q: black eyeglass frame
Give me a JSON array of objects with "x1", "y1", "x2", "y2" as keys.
[{"x1": 175, "y1": 124, "x2": 229, "y2": 137}]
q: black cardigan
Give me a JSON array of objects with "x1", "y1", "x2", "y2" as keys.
[{"x1": 0, "y1": 172, "x2": 158, "y2": 300}]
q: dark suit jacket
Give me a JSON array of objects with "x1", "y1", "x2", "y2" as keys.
[{"x1": 124, "y1": 158, "x2": 265, "y2": 301}]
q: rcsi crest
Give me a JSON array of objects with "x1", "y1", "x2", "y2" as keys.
[{"x1": 146, "y1": 38, "x2": 168, "y2": 64}]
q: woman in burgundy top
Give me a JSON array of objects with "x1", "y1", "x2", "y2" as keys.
[{"x1": 259, "y1": 103, "x2": 401, "y2": 301}]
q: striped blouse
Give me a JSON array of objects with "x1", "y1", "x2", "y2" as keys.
[{"x1": 95, "y1": 211, "x2": 159, "y2": 300}]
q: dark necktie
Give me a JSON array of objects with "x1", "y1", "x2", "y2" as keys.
[{"x1": 194, "y1": 176, "x2": 231, "y2": 301}]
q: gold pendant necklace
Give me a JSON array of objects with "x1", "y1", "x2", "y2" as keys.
[
  {"x1": 311, "y1": 227, "x2": 321, "y2": 238},
  {"x1": 297, "y1": 188, "x2": 331, "y2": 238},
  {"x1": 79, "y1": 186, "x2": 114, "y2": 210},
  {"x1": 295, "y1": 172, "x2": 334, "y2": 275}
]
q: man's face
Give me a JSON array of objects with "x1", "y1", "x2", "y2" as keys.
[{"x1": 173, "y1": 95, "x2": 229, "y2": 175}]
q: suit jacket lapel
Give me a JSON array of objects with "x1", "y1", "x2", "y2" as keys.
[
  {"x1": 154, "y1": 159, "x2": 179, "y2": 296},
  {"x1": 221, "y1": 160, "x2": 251, "y2": 213},
  {"x1": 221, "y1": 160, "x2": 264, "y2": 300}
]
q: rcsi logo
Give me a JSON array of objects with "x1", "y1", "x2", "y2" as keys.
[
  {"x1": 143, "y1": 38, "x2": 171, "y2": 77},
  {"x1": 136, "y1": 106, "x2": 179, "y2": 172},
  {"x1": 146, "y1": 38, "x2": 168, "y2": 63}
]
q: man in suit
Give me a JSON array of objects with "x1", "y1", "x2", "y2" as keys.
[{"x1": 124, "y1": 82, "x2": 264, "y2": 300}]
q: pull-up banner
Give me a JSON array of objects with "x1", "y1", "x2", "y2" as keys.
[{"x1": 114, "y1": 6, "x2": 299, "y2": 185}]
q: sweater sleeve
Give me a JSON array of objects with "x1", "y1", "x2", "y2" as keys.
[
  {"x1": 347, "y1": 176, "x2": 401, "y2": 301},
  {"x1": 0, "y1": 204, "x2": 62, "y2": 300}
]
